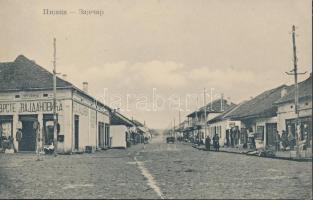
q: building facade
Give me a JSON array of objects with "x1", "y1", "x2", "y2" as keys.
[
  {"x1": 0, "y1": 55, "x2": 110, "y2": 153},
  {"x1": 185, "y1": 98, "x2": 236, "y2": 144},
  {"x1": 275, "y1": 74, "x2": 312, "y2": 152}
]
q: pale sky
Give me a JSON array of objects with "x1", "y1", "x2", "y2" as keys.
[{"x1": 0, "y1": 0, "x2": 311, "y2": 129}]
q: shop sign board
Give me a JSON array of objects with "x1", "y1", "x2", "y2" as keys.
[{"x1": 0, "y1": 101, "x2": 63, "y2": 114}]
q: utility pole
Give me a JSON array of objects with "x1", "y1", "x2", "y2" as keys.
[
  {"x1": 286, "y1": 25, "x2": 307, "y2": 158},
  {"x1": 204, "y1": 88, "x2": 207, "y2": 142},
  {"x1": 179, "y1": 109, "x2": 181, "y2": 140},
  {"x1": 173, "y1": 118, "x2": 175, "y2": 139},
  {"x1": 53, "y1": 38, "x2": 58, "y2": 156},
  {"x1": 195, "y1": 96, "x2": 199, "y2": 145}
]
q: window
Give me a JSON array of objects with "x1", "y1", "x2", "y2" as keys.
[
  {"x1": 256, "y1": 126, "x2": 264, "y2": 140},
  {"x1": 0, "y1": 121, "x2": 13, "y2": 138},
  {"x1": 43, "y1": 94, "x2": 48, "y2": 97},
  {"x1": 15, "y1": 95, "x2": 20, "y2": 98}
]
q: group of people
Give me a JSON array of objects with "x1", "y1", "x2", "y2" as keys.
[
  {"x1": 274, "y1": 128, "x2": 310, "y2": 151},
  {"x1": 204, "y1": 134, "x2": 220, "y2": 152},
  {"x1": 0, "y1": 128, "x2": 23, "y2": 153}
]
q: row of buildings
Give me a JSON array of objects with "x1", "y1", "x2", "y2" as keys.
[
  {"x1": 0, "y1": 55, "x2": 151, "y2": 154},
  {"x1": 175, "y1": 73, "x2": 312, "y2": 155}
]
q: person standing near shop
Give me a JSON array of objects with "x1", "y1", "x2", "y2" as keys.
[
  {"x1": 281, "y1": 130, "x2": 288, "y2": 151},
  {"x1": 205, "y1": 135, "x2": 211, "y2": 151},
  {"x1": 230, "y1": 128, "x2": 234, "y2": 147},
  {"x1": 250, "y1": 130, "x2": 256, "y2": 150},
  {"x1": 288, "y1": 131, "x2": 295, "y2": 150},
  {"x1": 213, "y1": 134, "x2": 220, "y2": 152},
  {"x1": 216, "y1": 134, "x2": 220, "y2": 151},
  {"x1": 16, "y1": 128, "x2": 23, "y2": 152}
]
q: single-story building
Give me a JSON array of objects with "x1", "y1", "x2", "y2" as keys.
[
  {"x1": 110, "y1": 110, "x2": 139, "y2": 147},
  {"x1": 275, "y1": 74, "x2": 312, "y2": 152},
  {"x1": 0, "y1": 55, "x2": 111, "y2": 153},
  {"x1": 185, "y1": 98, "x2": 236, "y2": 144},
  {"x1": 226, "y1": 84, "x2": 292, "y2": 149},
  {"x1": 207, "y1": 103, "x2": 241, "y2": 147}
]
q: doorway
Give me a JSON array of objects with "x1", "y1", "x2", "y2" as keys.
[
  {"x1": 104, "y1": 123, "x2": 110, "y2": 147},
  {"x1": 266, "y1": 123, "x2": 277, "y2": 147},
  {"x1": 74, "y1": 115, "x2": 79, "y2": 150},
  {"x1": 19, "y1": 115, "x2": 37, "y2": 151},
  {"x1": 98, "y1": 122, "x2": 105, "y2": 148},
  {"x1": 43, "y1": 114, "x2": 54, "y2": 145}
]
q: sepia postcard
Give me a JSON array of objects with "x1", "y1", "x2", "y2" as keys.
[{"x1": 0, "y1": 0, "x2": 312, "y2": 199}]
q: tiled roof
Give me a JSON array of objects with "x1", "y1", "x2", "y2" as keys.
[
  {"x1": 0, "y1": 55, "x2": 112, "y2": 112},
  {"x1": 110, "y1": 111, "x2": 136, "y2": 127},
  {"x1": 187, "y1": 99, "x2": 236, "y2": 117},
  {"x1": 132, "y1": 120, "x2": 145, "y2": 127},
  {"x1": 0, "y1": 55, "x2": 72, "y2": 91},
  {"x1": 208, "y1": 103, "x2": 239, "y2": 124},
  {"x1": 275, "y1": 74, "x2": 312, "y2": 104},
  {"x1": 226, "y1": 85, "x2": 291, "y2": 120}
]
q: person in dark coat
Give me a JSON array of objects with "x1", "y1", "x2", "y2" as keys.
[
  {"x1": 16, "y1": 128, "x2": 23, "y2": 152},
  {"x1": 230, "y1": 129, "x2": 234, "y2": 147},
  {"x1": 213, "y1": 134, "x2": 220, "y2": 152},
  {"x1": 205, "y1": 136, "x2": 211, "y2": 151},
  {"x1": 281, "y1": 130, "x2": 288, "y2": 151}
]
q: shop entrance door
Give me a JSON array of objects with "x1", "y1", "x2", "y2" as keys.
[
  {"x1": 266, "y1": 123, "x2": 277, "y2": 147},
  {"x1": 74, "y1": 115, "x2": 79, "y2": 150},
  {"x1": 43, "y1": 114, "x2": 54, "y2": 145},
  {"x1": 19, "y1": 115, "x2": 37, "y2": 151},
  {"x1": 98, "y1": 122, "x2": 105, "y2": 148},
  {"x1": 104, "y1": 124, "x2": 110, "y2": 147}
]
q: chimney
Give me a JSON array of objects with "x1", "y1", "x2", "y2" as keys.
[
  {"x1": 221, "y1": 93, "x2": 224, "y2": 112},
  {"x1": 83, "y1": 82, "x2": 88, "y2": 93},
  {"x1": 281, "y1": 86, "x2": 288, "y2": 98}
]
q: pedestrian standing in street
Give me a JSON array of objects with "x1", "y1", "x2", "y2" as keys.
[
  {"x1": 205, "y1": 135, "x2": 211, "y2": 151},
  {"x1": 230, "y1": 129, "x2": 234, "y2": 147},
  {"x1": 213, "y1": 134, "x2": 220, "y2": 152},
  {"x1": 216, "y1": 134, "x2": 220, "y2": 151},
  {"x1": 251, "y1": 132, "x2": 256, "y2": 150},
  {"x1": 242, "y1": 129, "x2": 247, "y2": 149},
  {"x1": 226, "y1": 130, "x2": 230, "y2": 147},
  {"x1": 16, "y1": 128, "x2": 23, "y2": 152},
  {"x1": 281, "y1": 130, "x2": 288, "y2": 151},
  {"x1": 288, "y1": 131, "x2": 295, "y2": 150}
]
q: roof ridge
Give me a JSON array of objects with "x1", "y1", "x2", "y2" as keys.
[
  {"x1": 250, "y1": 84, "x2": 287, "y2": 102},
  {"x1": 223, "y1": 101, "x2": 246, "y2": 118}
]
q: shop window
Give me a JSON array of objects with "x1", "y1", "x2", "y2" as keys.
[
  {"x1": 256, "y1": 126, "x2": 264, "y2": 140},
  {"x1": 0, "y1": 121, "x2": 12, "y2": 139}
]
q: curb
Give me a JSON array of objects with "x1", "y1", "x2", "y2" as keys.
[{"x1": 192, "y1": 145, "x2": 312, "y2": 162}]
